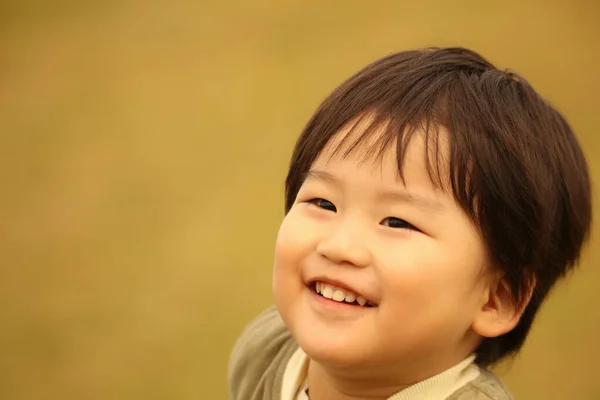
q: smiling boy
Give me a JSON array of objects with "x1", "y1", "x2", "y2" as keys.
[{"x1": 228, "y1": 47, "x2": 592, "y2": 400}]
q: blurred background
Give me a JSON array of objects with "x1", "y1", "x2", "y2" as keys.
[{"x1": 1, "y1": 0, "x2": 598, "y2": 399}]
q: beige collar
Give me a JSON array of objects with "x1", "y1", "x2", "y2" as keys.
[{"x1": 281, "y1": 349, "x2": 480, "y2": 400}]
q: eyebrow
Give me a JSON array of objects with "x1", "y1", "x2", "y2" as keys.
[
  {"x1": 304, "y1": 170, "x2": 342, "y2": 187},
  {"x1": 304, "y1": 169, "x2": 445, "y2": 212}
]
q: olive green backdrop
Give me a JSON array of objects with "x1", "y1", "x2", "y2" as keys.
[{"x1": 1, "y1": 1, "x2": 598, "y2": 399}]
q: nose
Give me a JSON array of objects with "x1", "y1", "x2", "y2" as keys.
[{"x1": 316, "y1": 219, "x2": 372, "y2": 268}]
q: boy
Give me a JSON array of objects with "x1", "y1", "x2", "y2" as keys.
[{"x1": 228, "y1": 47, "x2": 592, "y2": 399}]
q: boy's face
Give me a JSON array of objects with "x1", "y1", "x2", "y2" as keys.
[{"x1": 273, "y1": 120, "x2": 491, "y2": 375}]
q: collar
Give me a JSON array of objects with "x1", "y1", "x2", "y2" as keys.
[{"x1": 281, "y1": 349, "x2": 480, "y2": 400}]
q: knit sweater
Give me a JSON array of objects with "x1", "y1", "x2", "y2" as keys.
[{"x1": 228, "y1": 306, "x2": 515, "y2": 400}]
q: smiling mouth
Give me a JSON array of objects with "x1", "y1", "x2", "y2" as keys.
[{"x1": 310, "y1": 281, "x2": 376, "y2": 307}]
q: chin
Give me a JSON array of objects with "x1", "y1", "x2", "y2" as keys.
[{"x1": 291, "y1": 325, "x2": 374, "y2": 367}]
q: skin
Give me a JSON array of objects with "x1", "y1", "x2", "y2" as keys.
[{"x1": 272, "y1": 118, "x2": 520, "y2": 400}]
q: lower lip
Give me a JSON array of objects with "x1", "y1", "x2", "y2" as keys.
[{"x1": 307, "y1": 286, "x2": 373, "y2": 311}]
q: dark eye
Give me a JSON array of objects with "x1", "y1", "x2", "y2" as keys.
[
  {"x1": 308, "y1": 198, "x2": 337, "y2": 212},
  {"x1": 381, "y1": 217, "x2": 416, "y2": 230}
]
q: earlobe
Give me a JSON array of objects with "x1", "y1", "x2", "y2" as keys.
[{"x1": 472, "y1": 275, "x2": 535, "y2": 338}]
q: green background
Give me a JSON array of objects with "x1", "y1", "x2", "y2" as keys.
[{"x1": 1, "y1": 1, "x2": 598, "y2": 398}]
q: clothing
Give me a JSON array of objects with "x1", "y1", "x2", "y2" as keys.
[
  {"x1": 283, "y1": 349, "x2": 481, "y2": 400},
  {"x1": 228, "y1": 306, "x2": 515, "y2": 400}
]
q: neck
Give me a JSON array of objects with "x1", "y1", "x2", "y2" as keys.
[
  {"x1": 307, "y1": 360, "x2": 411, "y2": 400},
  {"x1": 305, "y1": 352, "x2": 476, "y2": 400}
]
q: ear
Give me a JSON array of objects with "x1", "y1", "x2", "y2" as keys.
[{"x1": 471, "y1": 273, "x2": 535, "y2": 338}]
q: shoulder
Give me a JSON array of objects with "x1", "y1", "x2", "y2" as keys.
[
  {"x1": 448, "y1": 369, "x2": 515, "y2": 400},
  {"x1": 228, "y1": 306, "x2": 298, "y2": 400}
]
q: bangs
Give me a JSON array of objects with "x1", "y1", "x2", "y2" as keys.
[{"x1": 325, "y1": 108, "x2": 452, "y2": 194}]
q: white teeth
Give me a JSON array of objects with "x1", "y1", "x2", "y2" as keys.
[
  {"x1": 332, "y1": 290, "x2": 345, "y2": 302},
  {"x1": 313, "y1": 281, "x2": 372, "y2": 306}
]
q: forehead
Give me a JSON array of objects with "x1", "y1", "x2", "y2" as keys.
[{"x1": 312, "y1": 113, "x2": 451, "y2": 189}]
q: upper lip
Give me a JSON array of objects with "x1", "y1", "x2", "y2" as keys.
[{"x1": 307, "y1": 275, "x2": 377, "y2": 305}]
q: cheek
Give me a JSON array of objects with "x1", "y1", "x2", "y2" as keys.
[
  {"x1": 379, "y1": 238, "x2": 486, "y2": 323},
  {"x1": 273, "y1": 207, "x2": 317, "y2": 269},
  {"x1": 272, "y1": 213, "x2": 307, "y2": 295},
  {"x1": 273, "y1": 214, "x2": 301, "y2": 271}
]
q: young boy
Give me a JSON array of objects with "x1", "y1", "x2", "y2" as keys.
[{"x1": 228, "y1": 47, "x2": 592, "y2": 399}]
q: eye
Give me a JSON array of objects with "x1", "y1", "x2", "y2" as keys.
[
  {"x1": 308, "y1": 198, "x2": 337, "y2": 212},
  {"x1": 381, "y1": 217, "x2": 417, "y2": 230}
]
